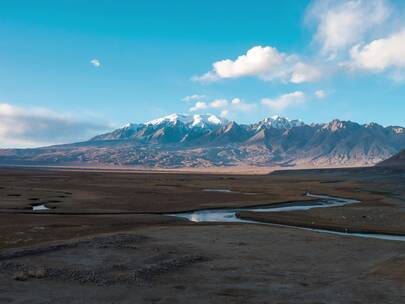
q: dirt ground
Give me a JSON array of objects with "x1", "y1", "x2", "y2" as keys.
[
  {"x1": 0, "y1": 166, "x2": 404, "y2": 303},
  {"x1": 1, "y1": 225, "x2": 405, "y2": 303}
]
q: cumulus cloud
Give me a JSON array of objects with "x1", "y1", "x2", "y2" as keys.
[
  {"x1": 349, "y1": 29, "x2": 405, "y2": 71},
  {"x1": 90, "y1": 59, "x2": 101, "y2": 67},
  {"x1": 290, "y1": 62, "x2": 322, "y2": 83},
  {"x1": 189, "y1": 101, "x2": 208, "y2": 112},
  {"x1": 315, "y1": 90, "x2": 327, "y2": 99},
  {"x1": 191, "y1": 71, "x2": 220, "y2": 83},
  {"x1": 261, "y1": 91, "x2": 306, "y2": 111},
  {"x1": 191, "y1": 1, "x2": 405, "y2": 86},
  {"x1": 189, "y1": 97, "x2": 255, "y2": 115},
  {"x1": 189, "y1": 0, "x2": 405, "y2": 88},
  {"x1": 211, "y1": 46, "x2": 284, "y2": 78},
  {"x1": 182, "y1": 94, "x2": 207, "y2": 102},
  {"x1": 0, "y1": 103, "x2": 111, "y2": 148},
  {"x1": 209, "y1": 99, "x2": 228, "y2": 109},
  {"x1": 188, "y1": 93, "x2": 313, "y2": 117},
  {"x1": 194, "y1": 45, "x2": 321, "y2": 84},
  {"x1": 193, "y1": 46, "x2": 285, "y2": 82},
  {"x1": 230, "y1": 98, "x2": 256, "y2": 111},
  {"x1": 307, "y1": 0, "x2": 391, "y2": 56},
  {"x1": 217, "y1": 98, "x2": 256, "y2": 118}
]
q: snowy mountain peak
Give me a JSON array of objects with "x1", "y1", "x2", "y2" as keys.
[
  {"x1": 146, "y1": 113, "x2": 191, "y2": 126},
  {"x1": 322, "y1": 119, "x2": 357, "y2": 132},
  {"x1": 258, "y1": 115, "x2": 305, "y2": 129},
  {"x1": 122, "y1": 123, "x2": 139, "y2": 130}
]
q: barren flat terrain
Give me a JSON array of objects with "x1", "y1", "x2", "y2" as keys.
[{"x1": 0, "y1": 166, "x2": 404, "y2": 303}]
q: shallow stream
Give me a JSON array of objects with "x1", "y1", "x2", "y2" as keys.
[{"x1": 169, "y1": 192, "x2": 405, "y2": 242}]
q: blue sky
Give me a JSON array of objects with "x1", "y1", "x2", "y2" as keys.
[{"x1": 0, "y1": 0, "x2": 405, "y2": 147}]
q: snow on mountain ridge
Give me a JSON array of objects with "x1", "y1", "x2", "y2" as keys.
[
  {"x1": 145, "y1": 113, "x2": 227, "y2": 129},
  {"x1": 146, "y1": 113, "x2": 191, "y2": 126},
  {"x1": 256, "y1": 115, "x2": 305, "y2": 130}
]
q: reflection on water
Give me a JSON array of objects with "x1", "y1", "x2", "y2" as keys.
[
  {"x1": 203, "y1": 189, "x2": 258, "y2": 195},
  {"x1": 169, "y1": 193, "x2": 405, "y2": 242},
  {"x1": 203, "y1": 189, "x2": 235, "y2": 193},
  {"x1": 32, "y1": 204, "x2": 49, "y2": 211},
  {"x1": 307, "y1": 227, "x2": 405, "y2": 242}
]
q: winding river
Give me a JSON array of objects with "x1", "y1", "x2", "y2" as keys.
[{"x1": 169, "y1": 192, "x2": 405, "y2": 242}]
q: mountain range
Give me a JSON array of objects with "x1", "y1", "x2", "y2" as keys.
[{"x1": 0, "y1": 113, "x2": 404, "y2": 168}]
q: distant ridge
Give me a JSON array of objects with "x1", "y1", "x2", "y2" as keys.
[{"x1": 0, "y1": 113, "x2": 404, "y2": 169}]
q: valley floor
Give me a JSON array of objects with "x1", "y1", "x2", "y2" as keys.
[{"x1": 0, "y1": 166, "x2": 404, "y2": 303}]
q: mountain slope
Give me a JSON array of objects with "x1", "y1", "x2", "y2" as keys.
[
  {"x1": 0, "y1": 114, "x2": 404, "y2": 168},
  {"x1": 378, "y1": 149, "x2": 405, "y2": 168}
]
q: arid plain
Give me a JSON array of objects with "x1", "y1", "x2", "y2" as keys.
[{"x1": 0, "y1": 166, "x2": 404, "y2": 303}]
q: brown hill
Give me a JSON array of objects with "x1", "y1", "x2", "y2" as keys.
[{"x1": 378, "y1": 149, "x2": 405, "y2": 168}]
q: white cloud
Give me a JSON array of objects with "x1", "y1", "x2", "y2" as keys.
[
  {"x1": 231, "y1": 98, "x2": 241, "y2": 105},
  {"x1": 315, "y1": 90, "x2": 327, "y2": 99},
  {"x1": 308, "y1": 0, "x2": 391, "y2": 56},
  {"x1": 191, "y1": 1, "x2": 404, "y2": 85},
  {"x1": 0, "y1": 103, "x2": 110, "y2": 148},
  {"x1": 350, "y1": 29, "x2": 405, "y2": 71},
  {"x1": 290, "y1": 62, "x2": 322, "y2": 83},
  {"x1": 212, "y1": 46, "x2": 284, "y2": 78},
  {"x1": 188, "y1": 97, "x2": 255, "y2": 115},
  {"x1": 194, "y1": 45, "x2": 322, "y2": 84},
  {"x1": 261, "y1": 91, "x2": 306, "y2": 111},
  {"x1": 193, "y1": 46, "x2": 286, "y2": 82},
  {"x1": 230, "y1": 98, "x2": 256, "y2": 111},
  {"x1": 90, "y1": 59, "x2": 101, "y2": 67},
  {"x1": 182, "y1": 94, "x2": 207, "y2": 102},
  {"x1": 192, "y1": 71, "x2": 220, "y2": 83},
  {"x1": 218, "y1": 98, "x2": 256, "y2": 119},
  {"x1": 189, "y1": 101, "x2": 208, "y2": 112},
  {"x1": 209, "y1": 99, "x2": 228, "y2": 108}
]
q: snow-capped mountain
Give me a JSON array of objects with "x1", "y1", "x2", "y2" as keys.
[
  {"x1": 94, "y1": 113, "x2": 305, "y2": 142},
  {"x1": 1, "y1": 113, "x2": 405, "y2": 168},
  {"x1": 92, "y1": 113, "x2": 230, "y2": 143}
]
